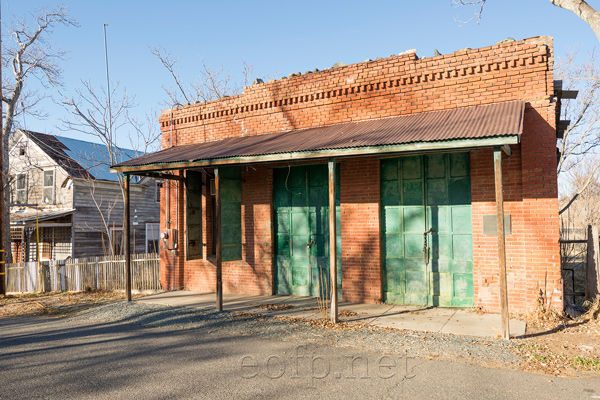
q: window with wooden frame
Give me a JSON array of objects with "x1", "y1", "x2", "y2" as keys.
[
  {"x1": 42, "y1": 170, "x2": 55, "y2": 204},
  {"x1": 16, "y1": 173, "x2": 27, "y2": 204}
]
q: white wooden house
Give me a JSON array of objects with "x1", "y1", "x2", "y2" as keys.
[{"x1": 8, "y1": 129, "x2": 160, "y2": 262}]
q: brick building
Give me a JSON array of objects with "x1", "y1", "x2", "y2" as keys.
[{"x1": 113, "y1": 36, "x2": 563, "y2": 313}]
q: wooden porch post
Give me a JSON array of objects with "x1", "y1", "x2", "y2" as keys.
[
  {"x1": 493, "y1": 147, "x2": 510, "y2": 339},
  {"x1": 215, "y1": 167, "x2": 223, "y2": 311},
  {"x1": 124, "y1": 173, "x2": 132, "y2": 302},
  {"x1": 328, "y1": 159, "x2": 338, "y2": 323}
]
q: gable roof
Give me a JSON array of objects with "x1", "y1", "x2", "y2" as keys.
[{"x1": 20, "y1": 130, "x2": 139, "y2": 182}]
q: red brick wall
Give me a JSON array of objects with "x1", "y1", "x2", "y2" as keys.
[
  {"x1": 157, "y1": 36, "x2": 561, "y2": 312},
  {"x1": 339, "y1": 157, "x2": 382, "y2": 303},
  {"x1": 159, "y1": 166, "x2": 274, "y2": 295}
]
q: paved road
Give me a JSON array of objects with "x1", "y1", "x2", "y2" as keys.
[{"x1": 1, "y1": 317, "x2": 599, "y2": 399}]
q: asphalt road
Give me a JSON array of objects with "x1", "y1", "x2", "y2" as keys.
[{"x1": 1, "y1": 316, "x2": 600, "y2": 399}]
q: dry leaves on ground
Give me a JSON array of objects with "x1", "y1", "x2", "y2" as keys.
[
  {"x1": 256, "y1": 304, "x2": 294, "y2": 311},
  {"x1": 0, "y1": 291, "x2": 144, "y2": 318},
  {"x1": 515, "y1": 295, "x2": 600, "y2": 376}
]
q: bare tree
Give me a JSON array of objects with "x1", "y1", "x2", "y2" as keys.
[
  {"x1": 2, "y1": 5, "x2": 78, "y2": 263},
  {"x1": 60, "y1": 80, "x2": 161, "y2": 253},
  {"x1": 454, "y1": 1, "x2": 600, "y2": 42},
  {"x1": 556, "y1": 50, "x2": 600, "y2": 213},
  {"x1": 151, "y1": 46, "x2": 255, "y2": 106},
  {"x1": 560, "y1": 156, "x2": 600, "y2": 229}
]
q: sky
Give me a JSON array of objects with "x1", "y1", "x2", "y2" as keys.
[{"x1": 6, "y1": 0, "x2": 600, "y2": 148}]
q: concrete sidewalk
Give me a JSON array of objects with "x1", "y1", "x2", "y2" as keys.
[{"x1": 136, "y1": 291, "x2": 526, "y2": 338}]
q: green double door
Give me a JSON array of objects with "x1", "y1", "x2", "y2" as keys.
[
  {"x1": 381, "y1": 153, "x2": 473, "y2": 307},
  {"x1": 274, "y1": 165, "x2": 341, "y2": 297}
]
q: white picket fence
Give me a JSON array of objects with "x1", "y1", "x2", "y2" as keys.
[{"x1": 5, "y1": 253, "x2": 161, "y2": 293}]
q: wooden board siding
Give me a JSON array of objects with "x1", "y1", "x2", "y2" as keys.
[
  {"x1": 9, "y1": 132, "x2": 75, "y2": 262},
  {"x1": 72, "y1": 178, "x2": 160, "y2": 258},
  {"x1": 8, "y1": 132, "x2": 74, "y2": 210}
]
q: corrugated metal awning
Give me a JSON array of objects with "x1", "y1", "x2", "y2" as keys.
[{"x1": 112, "y1": 100, "x2": 524, "y2": 173}]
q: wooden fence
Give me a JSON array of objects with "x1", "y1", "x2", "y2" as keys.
[{"x1": 5, "y1": 253, "x2": 161, "y2": 293}]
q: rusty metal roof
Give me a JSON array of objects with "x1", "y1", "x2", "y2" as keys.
[{"x1": 112, "y1": 100, "x2": 524, "y2": 170}]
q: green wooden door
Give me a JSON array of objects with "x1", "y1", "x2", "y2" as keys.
[
  {"x1": 274, "y1": 165, "x2": 341, "y2": 297},
  {"x1": 381, "y1": 153, "x2": 473, "y2": 307}
]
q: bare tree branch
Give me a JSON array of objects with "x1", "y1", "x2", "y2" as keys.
[
  {"x1": 555, "y1": 49, "x2": 600, "y2": 214},
  {"x1": 152, "y1": 47, "x2": 266, "y2": 108},
  {"x1": 559, "y1": 160, "x2": 600, "y2": 214},
  {"x1": 452, "y1": 0, "x2": 487, "y2": 24},
  {"x1": 150, "y1": 46, "x2": 191, "y2": 105},
  {"x1": 60, "y1": 80, "x2": 159, "y2": 245},
  {"x1": 2, "y1": 5, "x2": 78, "y2": 262}
]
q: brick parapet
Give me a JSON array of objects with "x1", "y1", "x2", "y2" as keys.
[{"x1": 159, "y1": 36, "x2": 554, "y2": 148}]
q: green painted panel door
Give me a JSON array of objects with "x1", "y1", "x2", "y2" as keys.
[
  {"x1": 381, "y1": 153, "x2": 473, "y2": 307},
  {"x1": 274, "y1": 165, "x2": 341, "y2": 297}
]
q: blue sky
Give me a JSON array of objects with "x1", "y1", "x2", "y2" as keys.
[{"x1": 7, "y1": 0, "x2": 600, "y2": 147}]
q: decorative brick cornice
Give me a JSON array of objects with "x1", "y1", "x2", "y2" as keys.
[{"x1": 160, "y1": 36, "x2": 551, "y2": 130}]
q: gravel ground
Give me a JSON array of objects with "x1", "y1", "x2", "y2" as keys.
[{"x1": 70, "y1": 301, "x2": 521, "y2": 369}]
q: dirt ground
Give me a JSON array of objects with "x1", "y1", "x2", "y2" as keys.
[
  {"x1": 515, "y1": 316, "x2": 600, "y2": 376},
  {"x1": 0, "y1": 291, "x2": 146, "y2": 318}
]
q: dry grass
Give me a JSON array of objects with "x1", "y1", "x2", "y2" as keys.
[
  {"x1": 581, "y1": 295, "x2": 600, "y2": 321},
  {"x1": 514, "y1": 291, "x2": 600, "y2": 377},
  {"x1": 522, "y1": 290, "x2": 567, "y2": 330},
  {"x1": 317, "y1": 266, "x2": 330, "y2": 320}
]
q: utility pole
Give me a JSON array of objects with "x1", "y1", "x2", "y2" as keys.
[
  {"x1": 0, "y1": 4, "x2": 6, "y2": 296},
  {"x1": 103, "y1": 24, "x2": 112, "y2": 152}
]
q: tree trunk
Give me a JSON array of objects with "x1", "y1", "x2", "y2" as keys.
[
  {"x1": 2, "y1": 105, "x2": 14, "y2": 264},
  {"x1": 3, "y1": 98, "x2": 19, "y2": 264},
  {"x1": 550, "y1": 0, "x2": 600, "y2": 43}
]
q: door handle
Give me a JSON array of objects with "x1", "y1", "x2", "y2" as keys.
[
  {"x1": 307, "y1": 240, "x2": 316, "y2": 249},
  {"x1": 423, "y1": 228, "x2": 435, "y2": 265}
]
